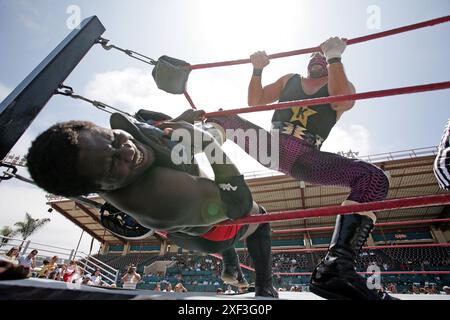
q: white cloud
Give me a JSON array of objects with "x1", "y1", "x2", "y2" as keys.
[
  {"x1": 0, "y1": 83, "x2": 11, "y2": 101},
  {"x1": 17, "y1": 14, "x2": 46, "y2": 33},
  {"x1": 84, "y1": 68, "x2": 189, "y2": 118},
  {"x1": 321, "y1": 124, "x2": 371, "y2": 157}
]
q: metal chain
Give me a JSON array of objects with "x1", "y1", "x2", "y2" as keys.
[
  {"x1": 0, "y1": 167, "x2": 103, "y2": 210},
  {"x1": 54, "y1": 84, "x2": 135, "y2": 118},
  {"x1": 96, "y1": 37, "x2": 157, "y2": 66}
]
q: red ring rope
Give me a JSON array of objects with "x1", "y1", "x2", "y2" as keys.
[
  {"x1": 273, "y1": 217, "x2": 450, "y2": 235},
  {"x1": 217, "y1": 194, "x2": 450, "y2": 226},
  {"x1": 275, "y1": 271, "x2": 450, "y2": 276},
  {"x1": 270, "y1": 243, "x2": 450, "y2": 254},
  {"x1": 190, "y1": 15, "x2": 450, "y2": 70},
  {"x1": 205, "y1": 81, "x2": 450, "y2": 117}
]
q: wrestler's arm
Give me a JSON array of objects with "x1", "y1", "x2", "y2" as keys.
[
  {"x1": 158, "y1": 120, "x2": 241, "y2": 179},
  {"x1": 327, "y1": 62, "x2": 355, "y2": 112},
  {"x1": 248, "y1": 74, "x2": 293, "y2": 106},
  {"x1": 248, "y1": 51, "x2": 293, "y2": 106}
]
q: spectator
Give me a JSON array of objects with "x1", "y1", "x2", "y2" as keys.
[
  {"x1": 154, "y1": 282, "x2": 161, "y2": 292},
  {"x1": 90, "y1": 269, "x2": 102, "y2": 286},
  {"x1": 442, "y1": 286, "x2": 450, "y2": 295},
  {"x1": 163, "y1": 283, "x2": 174, "y2": 292},
  {"x1": 37, "y1": 260, "x2": 50, "y2": 278},
  {"x1": 216, "y1": 288, "x2": 224, "y2": 295},
  {"x1": 0, "y1": 260, "x2": 30, "y2": 280},
  {"x1": 82, "y1": 276, "x2": 94, "y2": 286},
  {"x1": 48, "y1": 256, "x2": 59, "y2": 270},
  {"x1": 18, "y1": 249, "x2": 38, "y2": 270},
  {"x1": 54, "y1": 264, "x2": 66, "y2": 281},
  {"x1": 0, "y1": 247, "x2": 19, "y2": 264},
  {"x1": 72, "y1": 268, "x2": 86, "y2": 284},
  {"x1": 224, "y1": 285, "x2": 235, "y2": 295},
  {"x1": 121, "y1": 265, "x2": 141, "y2": 289},
  {"x1": 174, "y1": 283, "x2": 188, "y2": 293},
  {"x1": 237, "y1": 287, "x2": 247, "y2": 294},
  {"x1": 387, "y1": 283, "x2": 397, "y2": 294},
  {"x1": 63, "y1": 261, "x2": 78, "y2": 282},
  {"x1": 45, "y1": 256, "x2": 60, "y2": 279}
]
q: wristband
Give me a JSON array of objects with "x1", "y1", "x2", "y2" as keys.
[
  {"x1": 252, "y1": 68, "x2": 263, "y2": 77},
  {"x1": 327, "y1": 57, "x2": 342, "y2": 65}
]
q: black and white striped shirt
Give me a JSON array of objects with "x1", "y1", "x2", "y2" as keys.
[{"x1": 434, "y1": 119, "x2": 450, "y2": 190}]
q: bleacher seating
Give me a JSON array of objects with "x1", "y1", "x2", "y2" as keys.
[{"x1": 96, "y1": 244, "x2": 449, "y2": 292}]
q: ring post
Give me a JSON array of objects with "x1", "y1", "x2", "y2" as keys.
[{"x1": 0, "y1": 16, "x2": 106, "y2": 159}]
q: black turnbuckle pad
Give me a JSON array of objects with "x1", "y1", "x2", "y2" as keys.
[{"x1": 152, "y1": 55, "x2": 191, "y2": 94}]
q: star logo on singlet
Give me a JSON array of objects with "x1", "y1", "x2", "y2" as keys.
[{"x1": 290, "y1": 107, "x2": 317, "y2": 127}]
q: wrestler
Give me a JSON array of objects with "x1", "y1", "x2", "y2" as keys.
[
  {"x1": 26, "y1": 114, "x2": 277, "y2": 297},
  {"x1": 434, "y1": 119, "x2": 450, "y2": 190},
  {"x1": 193, "y1": 37, "x2": 393, "y2": 299}
]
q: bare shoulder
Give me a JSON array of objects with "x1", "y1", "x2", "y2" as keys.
[{"x1": 279, "y1": 73, "x2": 295, "y2": 88}]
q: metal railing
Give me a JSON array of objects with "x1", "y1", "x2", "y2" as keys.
[{"x1": 0, "y1": 235, "x2": 119, "y2": 285}]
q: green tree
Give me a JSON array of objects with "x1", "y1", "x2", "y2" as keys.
[
  {"x1": 0, "y1": 226, "x2": 18, "y2": 247},
  {"x1": 14, "y1": 213, "x2": 50, "y2": 248}
]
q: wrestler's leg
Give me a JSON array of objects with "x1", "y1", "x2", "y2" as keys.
[
  {"x1": 241, "y1": 205, "x2": 278, "y2": 298},
  {"x1": 220, "y1": 246, "x2": 249, "y2": 288},
  {"x1": 284, "y1": 143, "x2": 393, "y2": 299},
  {"x1": 209, "y1": 115, "x2": 389, "y2": 203},
  {"x1": 207, "y1": 115, "x2": 275, "y2": 166},
  {"x1": 288, "y1": 141, "x2": 389, "y2": 204}
]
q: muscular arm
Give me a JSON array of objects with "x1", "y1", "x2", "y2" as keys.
[
  {"x1": 159, "y1": 120, "x2": 242, "y2": 180},
  {"x1": 247, "y1": 51, "x2": 292, "y2": 106},
  {"x1": 327, "y1": 62, "x2": 355, "y2": 113},
  {"x1": 248, "y1": 74, "x2": 292, "y2": 106}
]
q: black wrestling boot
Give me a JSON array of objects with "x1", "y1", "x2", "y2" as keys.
[
  {"x1": 246, "y1": 220, "x2": 279, "y2": 298},
  {"x1": 310, "y1": 214, "x2": 388, "y2": 300},
  {"x1": 221, "y1": 247, "x2": 249, "y2": 288}
]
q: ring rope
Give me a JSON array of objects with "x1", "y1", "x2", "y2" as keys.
[
  {"x1": 275, "y1": 271, "x2": 450, "y2": 276},
  {"x1": 183, "y1": 90, "x2": 197, "y2": 110},
  {"x1": 217, "y1": 194, "x2": 450, "y2": 226},
  {"x1": 272, "y1": 217, "x2": 450, "y2": 234},
  {"x1": 231, "y1": 243, "x2": 450, "y2": 274},
  {"x1": 271, "y1": 243, "x2": 450, "y2": 254},
  {"x1": 205, "y1": 81, "x2": 450, "y2": 117},
  {"x1": 190, "y1": 15, "x2": 450, "y2": 70}
]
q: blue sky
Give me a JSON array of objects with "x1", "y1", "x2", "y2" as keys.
[{"x1": 0, "y1": 0, "x2": 449, "y2": 253}]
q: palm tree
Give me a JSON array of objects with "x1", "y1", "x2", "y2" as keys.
[
  {"x1": 14, "y1": 213, "x2": 50, "y2": 248},
  {"x1": 0, "y1": 226, "x2": 18, "y2": 247}
]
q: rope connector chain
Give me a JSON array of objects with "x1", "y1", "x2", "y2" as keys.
[
  {"x1": 96, "y1": 37, "x2": 157, "y2": 66},
  {"x1": 0, "y1": 165, "x2": 104, "y2": 210},
  {"x1": 0, "y1": 163, "x2": 17, "y2": 181},
  {"x1": 54, "y1": 84, "x2": 135, "y2": 118}
]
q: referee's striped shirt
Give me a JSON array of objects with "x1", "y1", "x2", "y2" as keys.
[{"x1": 434, "y1": 119, "x2": 450, "y2": 190}]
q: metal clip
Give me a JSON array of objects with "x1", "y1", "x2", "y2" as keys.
[{"x1": 0, "y1": 163, "x2": 18, "y2": 181}]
